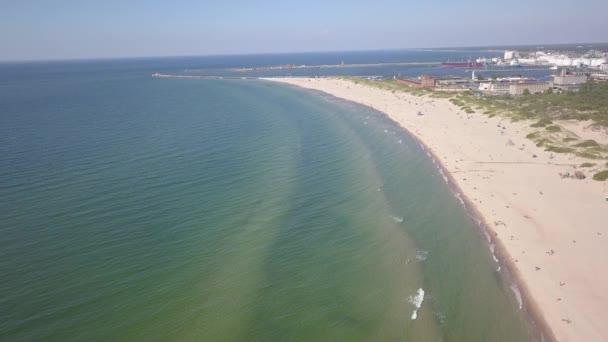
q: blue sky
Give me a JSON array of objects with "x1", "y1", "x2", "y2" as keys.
[{"x1": 1, "y1": 0, "x2": 606, "y2": 61}]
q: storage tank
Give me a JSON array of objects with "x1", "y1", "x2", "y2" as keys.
[{"x1": 591, "y1": 58, "x2": 606, "y2": 67}]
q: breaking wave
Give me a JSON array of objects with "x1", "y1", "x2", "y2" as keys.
[
  {"x1": 408, "y1": 288, "x2": 425, "y2": 320},
  {"x1": 390, "y1": 215, "x2": 404, "y2": 223},
  {"x1": 415, "y1": 250, "x2": 429, "y2": 261}
]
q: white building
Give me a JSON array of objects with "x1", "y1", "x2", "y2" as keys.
[
  {"x1": 504, "y1": 50, "x2": 518, "y2": 60},
  {"x1": 479, "y1": 82, "x2": 510, "y2": 94},
  {"x1": 553, "y1": 74, "x2": 588, "y2": 85},
  {"x1": 518, "y1": 57, "x2": 537, "y2": 65},
  {"x1": 509, "y1": 82, "x2": 552, "y2": 95},
  {"x1": 537, "y1": 55, "x2": 607, "y2": 67}
]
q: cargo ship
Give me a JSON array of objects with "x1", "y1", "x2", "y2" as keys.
[{"x1": 441, "y1": 60, "x2": 485, "y2": 69}]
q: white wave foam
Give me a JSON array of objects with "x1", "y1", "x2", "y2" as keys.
[
  {"x1": 415, "y1": 250, "x2": 429, "y2": 261},
  {"x1": 438, "y1": 169, "x2": 449, "y2": 184},
  {"x1": 489, "y1": 243, "x2": 499, "y2": 263},
  {"x1": 454, "y1": 193, "x2": 465, "y2": 207},
  {"x1": 408, "y1": 288, "x2": 425, "y2": 320},
  {"x1": 510, "y1": 285, "x2": 523, "y2": 310},
  {"x1": 390, "y1": 215, "x2": 404, "y2": 223}
]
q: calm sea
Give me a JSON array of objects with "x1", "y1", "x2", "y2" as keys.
[{"x1": 1, "y1": 51, "x2": 536, "y2": 341}]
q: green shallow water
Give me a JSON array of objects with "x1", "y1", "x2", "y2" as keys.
[{"x1": 0, "y1": 73, "x2": 535, "y2": 341}]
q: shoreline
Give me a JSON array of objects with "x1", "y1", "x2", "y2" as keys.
[
  {"x1": 266, "y1": 77, "x2": 608, "y2": 342},
  {"x1": 410, "y1": 124, "x2": 555, "y2": 342}
]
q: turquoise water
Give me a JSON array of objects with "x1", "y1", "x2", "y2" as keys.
[{"x1": 1, "y1": 61, "x2": 535, "y2": 341}]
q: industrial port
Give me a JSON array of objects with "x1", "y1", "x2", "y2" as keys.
[
  {"x1": 156, "y1": 47, "x2": 608, "y2": 97},
  {"x1": 387, "y1": 48, "x2": 608, "y2": 96}
]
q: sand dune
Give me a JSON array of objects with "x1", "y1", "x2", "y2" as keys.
[{"x1": 269, "y1": 77, "x2": 608, "y2": 342}]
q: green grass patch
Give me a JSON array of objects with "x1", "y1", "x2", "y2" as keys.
[
  {"x1": 545, "y1": 145, "x2": 575, "y2": 153},
  {"x1": 545, "y1": 125, "x2": 561, "y2": 132},
  {"x1": 563, "y1": 137, "x2": 578, "y2": 143},
  {"x1": 575, "y1": 152, "x2": 601, "y2": 159},
  {"x1": 450, "y1": 98, "x2": 465, "y2": 106},
  {"x1": 531, "y1": 118, "x2": 553, "y2": 127},
  {"x1": 580, "y1": 162, "x2": 596, "y2": 168},
  {"x1": 535, "y1": 138, "x2": 550, "y2": 147},
  {"x1": 574, "y1": 140, "x2": 600, "y2": 148},
  {"x1": 526, "y1": 132, "x2": 541, "y2": 139},
  {"x1": 592, "y1": 170, "x2": 608, "y2": 181}
]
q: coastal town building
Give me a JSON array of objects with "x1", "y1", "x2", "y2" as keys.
[
  {"x1": 435, "y1": 76, "x2": 470, "y2": 86},
  {"x1": 509, "y1": 82, "x2": 552, "y2": 95},
  {"x1": 553, "y1": 74, "x2": 588, "y2": 85},
  {"x1": 552, "y1": 69, "x2": 589, "y2": 91},
  {"x1": 395, "y1": 75, "x2": 437, "y2": 88},
  {"x1": 395, "y1": 78, "x2": 423, "y2": 88},
  {"x1": 395, "y1": 75, "x2": 473, "y2": 90},
  {"x1": 420, "y1": 75, "x2": 436, "y2": 88},
  {"x1": 504, "y1": 50, "x2": 518, "y2": 60},
  {"x1": 478, "y1": 82, "x2": 510, "y2": 94}
]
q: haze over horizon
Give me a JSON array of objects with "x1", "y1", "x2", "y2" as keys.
[{"x1": 1, "y1": 0, "x2": 607, "y2": 61}]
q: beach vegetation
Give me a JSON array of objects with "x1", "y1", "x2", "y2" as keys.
[
  {"x1": 580, "y1": 162, "x2": 596, "y2": 168},
  {"x1": 544, "y1": 145, "x2": 575, "y2": 153},
  {"x1": 563, "y1": 137, "x2": 578, "y2": 143},
  {"x1": 535, "y1": 138, "x2": 550, "y2": 147},
  {"x1": 545, "y1": 125, "x2": 561, "y2": 132},
  {"x1": 530, "y1": 118, "x2": 553, "y2": 127},
  {"x1": 592, "y1": 170, "x2": 608, "y2": 181},
  {"x1": 526, "y1": 132, "x2": 540, "y2": 139},
  {"x1": 574, "y1": 140, "x2": 600, "y2": 148},
  {"x1": 576, "y1": 152, "x2": 601, "y2": 159},
  {"x1": 453, "y1": 98, "x2": 465, "y2": 105},
  {"x1": 451, "y1": 81, "x2": 608, "y2": 126}
]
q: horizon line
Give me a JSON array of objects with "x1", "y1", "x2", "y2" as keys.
[{"x1": 1, "y1": 41, "x2": 607, "y2": 64}]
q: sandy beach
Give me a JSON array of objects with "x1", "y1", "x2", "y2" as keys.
[{"x1": 269, "y1": 77, "x2": 608, "y2": 342}]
